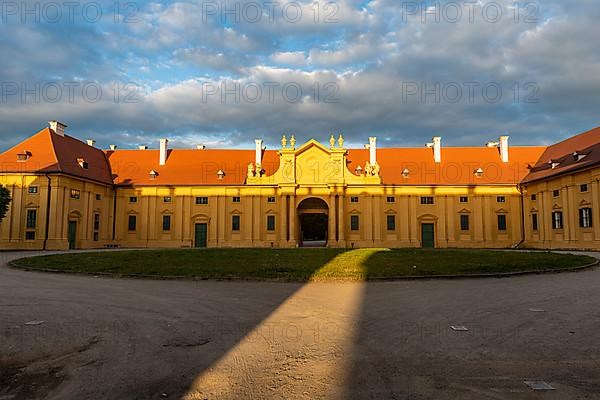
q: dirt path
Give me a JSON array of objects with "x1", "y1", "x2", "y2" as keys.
[{"x1": 1, "y1": 250, "x2": 600, "y2": 399}]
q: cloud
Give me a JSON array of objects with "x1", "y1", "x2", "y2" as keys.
[
  {"x1": 0, "y1": 0, "x2": 599, "y2": 151},
  {"x1": 270, "y1": 51, "x2": 308, "y2": 67}
]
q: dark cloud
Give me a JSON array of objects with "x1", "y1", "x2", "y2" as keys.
[{"x1": 0, "y1": 0, "x2": 598, "y2": 151}]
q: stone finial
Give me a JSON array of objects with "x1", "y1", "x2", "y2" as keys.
[
  {"x1": 247, "y1": 162, "x2": 255, "y2": 178},
  {"x1": 256, "y1": 163, "x2": 263, "y2": 176},
  {"x1": 290, "y1": 135, "x2": 296, "y2": 149},
  {"x1": 372, "y1": 162, "x2": 380, "y2": 176},
  {"x1": 329, "y1": 135, "x2": 336, "y2": 148},
  {"x1": 281, "y1": 135, "x2": 287, "y2": 149},
  {"x1": 364, "y1": 162, "x2": 372, "y2": 176},
  {"x1": 338, "y1": 134, "x2": 344, "y2": 148}
]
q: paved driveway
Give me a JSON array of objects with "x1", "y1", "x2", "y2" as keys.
[{"x1": 1, "y1": 251, "x2": 600, "y2": 400}]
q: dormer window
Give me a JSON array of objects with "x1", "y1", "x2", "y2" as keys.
[
  {"x1": 17, "y1": 151, "x2": 31, "y2": 161},
  {"x1": 77, "y1": 158, "x2": 88, "y2": 169},
  {"x1": 474, "y1": 168, "x2": 484, "y2": 178},
  {"x1": 573, "y1": 152, "x2": 586, "y2": 162},
  {"x1": 149, "y1": 170, "x2": 159, "y2": 180},
  {"x1": 217, "y1": 170, "x2": 226, "y2": 180},
  {"x1": 549, "y1": 160, "x2": 560, "y2": 169},
  {"x1": 402, "y1": 168, "x2": 410, "y2": 178}
]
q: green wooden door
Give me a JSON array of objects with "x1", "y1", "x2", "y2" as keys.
[
  {"x1": 68, "y1": 221, "x2": 77, "y2": 250},
  {"x1": 194, "y1": 223, "x2": 207, "y2": 248},
  {"x1": 421, "y1": 223, "x2": 435, "y2": 248}
]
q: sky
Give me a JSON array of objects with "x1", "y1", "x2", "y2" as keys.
[{"x1": 0, "y1": 0, "x2": 599, "y2": 150}]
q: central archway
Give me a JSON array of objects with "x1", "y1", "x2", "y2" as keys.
[{"x1": 297, "y1": 197, "x2": 329, "y2": 247}]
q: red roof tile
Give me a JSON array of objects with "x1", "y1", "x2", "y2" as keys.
[
  {"x1": 0, "y1": 128, "x2": 114, "y2": 184},
  {"x1": 106, "y1": 149, "x2": 280, "y2": 186},
  {"x1": 4, "y1": 125, "x2": 600, "y2": 187},
  {"x1": 522, "y1": 127, "x2": 600, "y2": 183},
  {"x1": 346, "y1": 146, "x2": 546, "y2": 185}
]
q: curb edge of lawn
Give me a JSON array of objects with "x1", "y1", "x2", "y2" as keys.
[
  {"x1": 367, "y1": 257, "x2": 600, "y2": 281},
  {"x1": 6, "y1": 254, "x2": 599, "y2": 282}
]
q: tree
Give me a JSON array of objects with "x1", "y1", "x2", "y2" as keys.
[{"x1": 0, "y1": 185, "x2": 11, "y2": 223}]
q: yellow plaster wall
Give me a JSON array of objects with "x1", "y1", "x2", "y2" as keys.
[
  {"x1": 1, "y1": 139, "x2": 598, "y2": 251},
  {"x1": 522, "y1": 166, "x2": 600, "y2": 249},
  {"x1": 0, "y1": 174, "x2": 114, "y2": 250}
]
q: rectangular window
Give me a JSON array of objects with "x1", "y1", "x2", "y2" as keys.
[
  {"x1": 129, "y1": 196, "x2": 137, "y2": 203},
  {"x1": 26, "y1": 209, "x2": 37, "y2": 229},
  {"x1": 420, "y1": 196, "x2": 434, "y2": 205},
  {"x1": 25, "y1": 231, "x2": 35, "y2": 240},
  {"x1": 532, "y1": 214, "x2": 538, "y2": 231},
  {"x1": 386, "y1": 215, "x2": 396, "y2": 231},
  {"x1": 163, "y1": 196, "x2": 172, "y2": 203},
  {"x1": 460, "y1": 214, "x2": 469, "y2": 231},
  {"x1": 497, "y1": 214, "x2": 507, "y2": 231},
  {"x1": 267, "y1": 215, "x2": 276, "y2": 231},
  {"x1": 459, "y1": 196, "x2": 468, "y2": 203},
  {"x1": 552, "y1": 190, "x2": 560, "y2": 197},
  {"x1": 580, "y1": 184, "x2": 589, "y2": 193},
  {"x1": 350, "y1": 215, "x2": 359, "y2": 231},
  {"x1": 386, "y1": 196, "x2": 395, "y2": 203},
  {"x1": 71, "y1": 189, "x2": 80, "y2": 199},
  {"x1": 162, "y1": 215, "x2": 171, "y2": 231},
  {"x1": 93, "y1": 232, "x2": 99, "y2": 241},
  {"x1": 93, "y1": 213, "x2": 100, "y2": 231},
  {"x1": 95, "y1": 194, "x2": 101, "y2": 201},
  {"x1": 267, "y1": 197, "x2": 276, "y2": 203},
  {"x1": 531, "y1": 194, "x2": 537, "y2": 201},
  {"x1": 232, "y1": 215, "x2": 240, "y2": 231},
  {"x1": 552, "y1": 211, "x2": 563, "y2": 229},
  {"x1": 28, "y1": 186, "x2": 38, "y2": 194},
  {"x1": 496, "y1": 196, "x2": 506, "y2": 203},
  {"x1": 232, "y1": 196, "x2": 241, "y2": 203},
  {"x1": 579, "y1": 208, "x2": 593, "y2": 228},
  {"x1": 350, "y1": 196, "x2": 359, "y2": 203},
  {"x1": 195, "y1": 197, "x2": 208, "y2": 205},
  {"x1": 128, "y1": 215, "x2": 137, "y2": 231}
]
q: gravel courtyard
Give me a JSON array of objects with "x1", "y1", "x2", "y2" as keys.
[{"x1": 1, "y1": 251, "x2": 600, "y2": 400}]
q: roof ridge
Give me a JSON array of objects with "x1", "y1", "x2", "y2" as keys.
[
  {"x1": 547, "y1": 126, "x2": 600, "y2": 149},
  {"x1": 47, "y1": 128, "x2": 64, "y2": 173}
]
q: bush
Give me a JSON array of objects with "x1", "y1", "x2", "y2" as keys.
[{"x1": 0, "y1": 185, "x2": 11, "y2": 222}]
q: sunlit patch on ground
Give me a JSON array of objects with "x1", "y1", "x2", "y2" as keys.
[{"x1": 183, "y1": 251, "x2": 370, "y2": 399}]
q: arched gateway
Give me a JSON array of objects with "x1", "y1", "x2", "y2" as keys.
[{"x1": 297, "y1": 197, "x2": 329, "y2": 247}]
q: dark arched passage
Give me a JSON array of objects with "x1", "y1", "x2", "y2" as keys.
[{"x1": 297, "y1": 197, "x2": 329, "y2": 247}]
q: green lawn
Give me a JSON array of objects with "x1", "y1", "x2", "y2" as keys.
[{"x1": 10, "y1": 248, "x2": 595, "y2": 281}]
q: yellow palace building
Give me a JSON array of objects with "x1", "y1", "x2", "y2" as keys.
[{"x1": 0, "y1": 121, "x2": 599, "y2": 250}]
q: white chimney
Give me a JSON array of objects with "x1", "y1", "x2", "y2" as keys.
[
  {"x1": 255, "y1": 139, "x2": 263, "y2": 166},
  {"x1": 48, "y1": 120, "x2": 67, "y2": 136},
  {"x1": 86, "y1": 139, "x2": 95, "y2": 147},
  {"x1": 499, "y1": 135, "x2": 509, "y2": 163},
  {"x1": 426, "y1": 137, "x2": 442, "y2": 163},
  {"x1": 109, "y1": 144, "x2": 117, "y2": 150},
  {"x1": 159, "y1": 138, "x2": 169, "y2": 166},
  {"x1": 369, "y1": 137, "x2": 377, "y2": 165}
]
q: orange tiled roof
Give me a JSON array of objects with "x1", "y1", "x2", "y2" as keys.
[
  {"x1": 106, "y1": 149, "x2": 281, "y2": 186},
  {"x1": 0, "y1": 128, "x2": 114, "y2": 184},
  {"x1": 3, "y1": 125, "x2": 600, "y2": 187},
  {"x1": 346, "y1": 146, "x2": 546, "y2": 185},
  {"x1": 521, "y1": 127, "x2": 600, "y2": 183}
]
